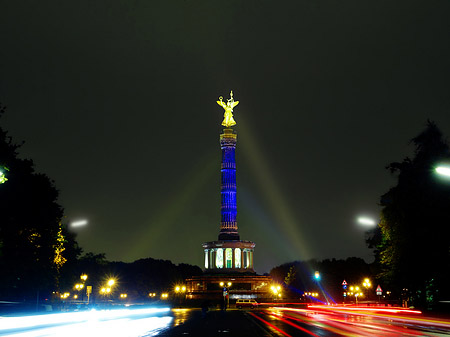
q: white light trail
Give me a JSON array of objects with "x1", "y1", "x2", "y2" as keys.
[{"x1": 0, "y1": 307, "x2": 170, "y2": 330}]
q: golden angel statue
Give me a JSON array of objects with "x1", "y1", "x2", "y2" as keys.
[{"x1": 217, "y1": 90, "x2": 239, "y2": 127}]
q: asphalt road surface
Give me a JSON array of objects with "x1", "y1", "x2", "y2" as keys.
[
  {"x1": 1, "y1": 305, "x2": 450, "y2": 336},
  {"x1": 164, "y1": 305, "x2": 450, "y2": 337}
]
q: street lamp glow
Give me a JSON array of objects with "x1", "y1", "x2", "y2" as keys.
[
  {"x1": 314, "y1": 271, "x2": 320, "y2": 280},
  {"x1": 74, "y1": 283, "x2": 84, "y2": 290},
  {"x1": 436, "y1": 166, "x2": 450, "y2": 177},
  {"x1": 107, "y1": 279, "x2": 115, "y2": 287},
  {"x1": 357, "y1": 217, "x2": 376, "y2": 226},
  {"x1": 71, "y1": 220, "x2": 88, "y2": 228},
  {"x1": 363, "y1": 278, "x2": 371, "y2": 288}
]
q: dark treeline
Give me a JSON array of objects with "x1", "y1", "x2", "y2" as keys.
[
  {"x1": 60, "y1": 253, "x2": 202, "y2": 302},
  {"x1": 270, "y1": 257, "x2": 374, "y2": 303}
]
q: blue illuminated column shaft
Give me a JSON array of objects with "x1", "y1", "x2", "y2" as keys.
[{"x1": 218, "y1": 128, "x2": 240, "y2": 240}]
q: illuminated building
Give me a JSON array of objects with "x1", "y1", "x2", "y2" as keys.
[{"x1": 186, "y1": 92, "x2": 271, "y2": 300}]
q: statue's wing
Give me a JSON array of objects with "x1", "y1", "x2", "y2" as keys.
[
  {"x1": 231, "y1": 101, "x2": 239, "y2": 108},
  {"x1": 217, "y1": 101, "x2": 227, "y2": 108}
]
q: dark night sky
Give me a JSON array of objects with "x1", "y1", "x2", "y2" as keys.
[{"x1": 1, "y1": 1, "x2": 450, "y2": 273}]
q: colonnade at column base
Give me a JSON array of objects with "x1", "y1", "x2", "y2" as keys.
[{"x1": 202, "y1": 240, "x2": 256, "y2": 273}]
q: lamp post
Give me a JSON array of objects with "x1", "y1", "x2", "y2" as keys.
[
  {"x1": 271, "y1": 285, "x2": 282, "y2": 302},
  {"x1": 174, "y1": 285, "x2": 186, "y2": 306},
  {"x1": 78, "y1": 274, "x2": 89, "y2": 303},
  {"x1": 74, "y1": 283, "x2": 84, "y2": 301},
  {"x1": 219, "y1": 282, "x2": 231, "y2": 310},
  {"x1": 362, "y1": 278, "x2": 371, "y2": 300}
]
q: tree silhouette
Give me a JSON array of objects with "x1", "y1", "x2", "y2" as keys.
[
  {"x1": 368, "y1": 121, "x2": 450, "y2": 309},
  {"x1": 0, "y1": 103, "x2": 76, "y2": 301}
]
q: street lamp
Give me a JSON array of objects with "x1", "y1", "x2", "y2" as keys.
[
  {"x1": 71, "y1": 219, "x2": 88, "y2": 228},
  {"x1": 436, "y1": 166, "x2": 450, "y2": 177},
  {"x1": 75, "y1": 283, "x2": 84, "y2": 291},
  {"x1": 357, "y1": 217, "x2": 376, "y2": 227},
  {"x1": 362, "y1": 278, "x2": 371, "y2": 298},
  {"x1": 271, "y1": 285, "x2": 282, "y2": 301}
]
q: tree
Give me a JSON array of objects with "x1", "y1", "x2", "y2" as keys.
[
  {"x1": 0, "y1": 103, "x2": 78, "y2": 301},
  {"x1": 368, "y1": 121, "x2": 450, "y2": 308}
]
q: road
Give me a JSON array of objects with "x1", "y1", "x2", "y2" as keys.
[
  {"x1": 1, "y1": 305, "x2": 450, "y2": 336},
  {"x1": 164, "y1": 305, "x2": 450, "y2": 337}
]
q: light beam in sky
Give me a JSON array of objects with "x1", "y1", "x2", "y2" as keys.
[{"x1": 238, "y1": 117, "x2": 312, "y2": 262}]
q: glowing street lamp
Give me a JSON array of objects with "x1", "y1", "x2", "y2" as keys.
[
  {"x1": 80, "y1": 274, "x2": 88, "y2": 282},
  {"x1": 60, "y1": 292, "x2": 70, "y2": 299},
  {"x1": 107, "y1": 279, "x2": 115, "y2": 287},
  {"x1": 76, "y1": 283, "x2": 84, "y2": 290},
  {"x1": 314, "y1": 271, "x2": 320, "y2": 280},
  {"x1": 271, "y1": 285, "x2": 282, "y2": 300},
  {"x1": 436, "y1": 166, "x2": 450, "y2": 177},
  {"x1": 357, "y1": 217, "x2": 376, "y2": 227},
  {"x1": 71, "y1": 219, "x2": 88, "y2": 228},
  {"x1": 355, "y1": 292, "x2": 363, "y2": 304}
]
